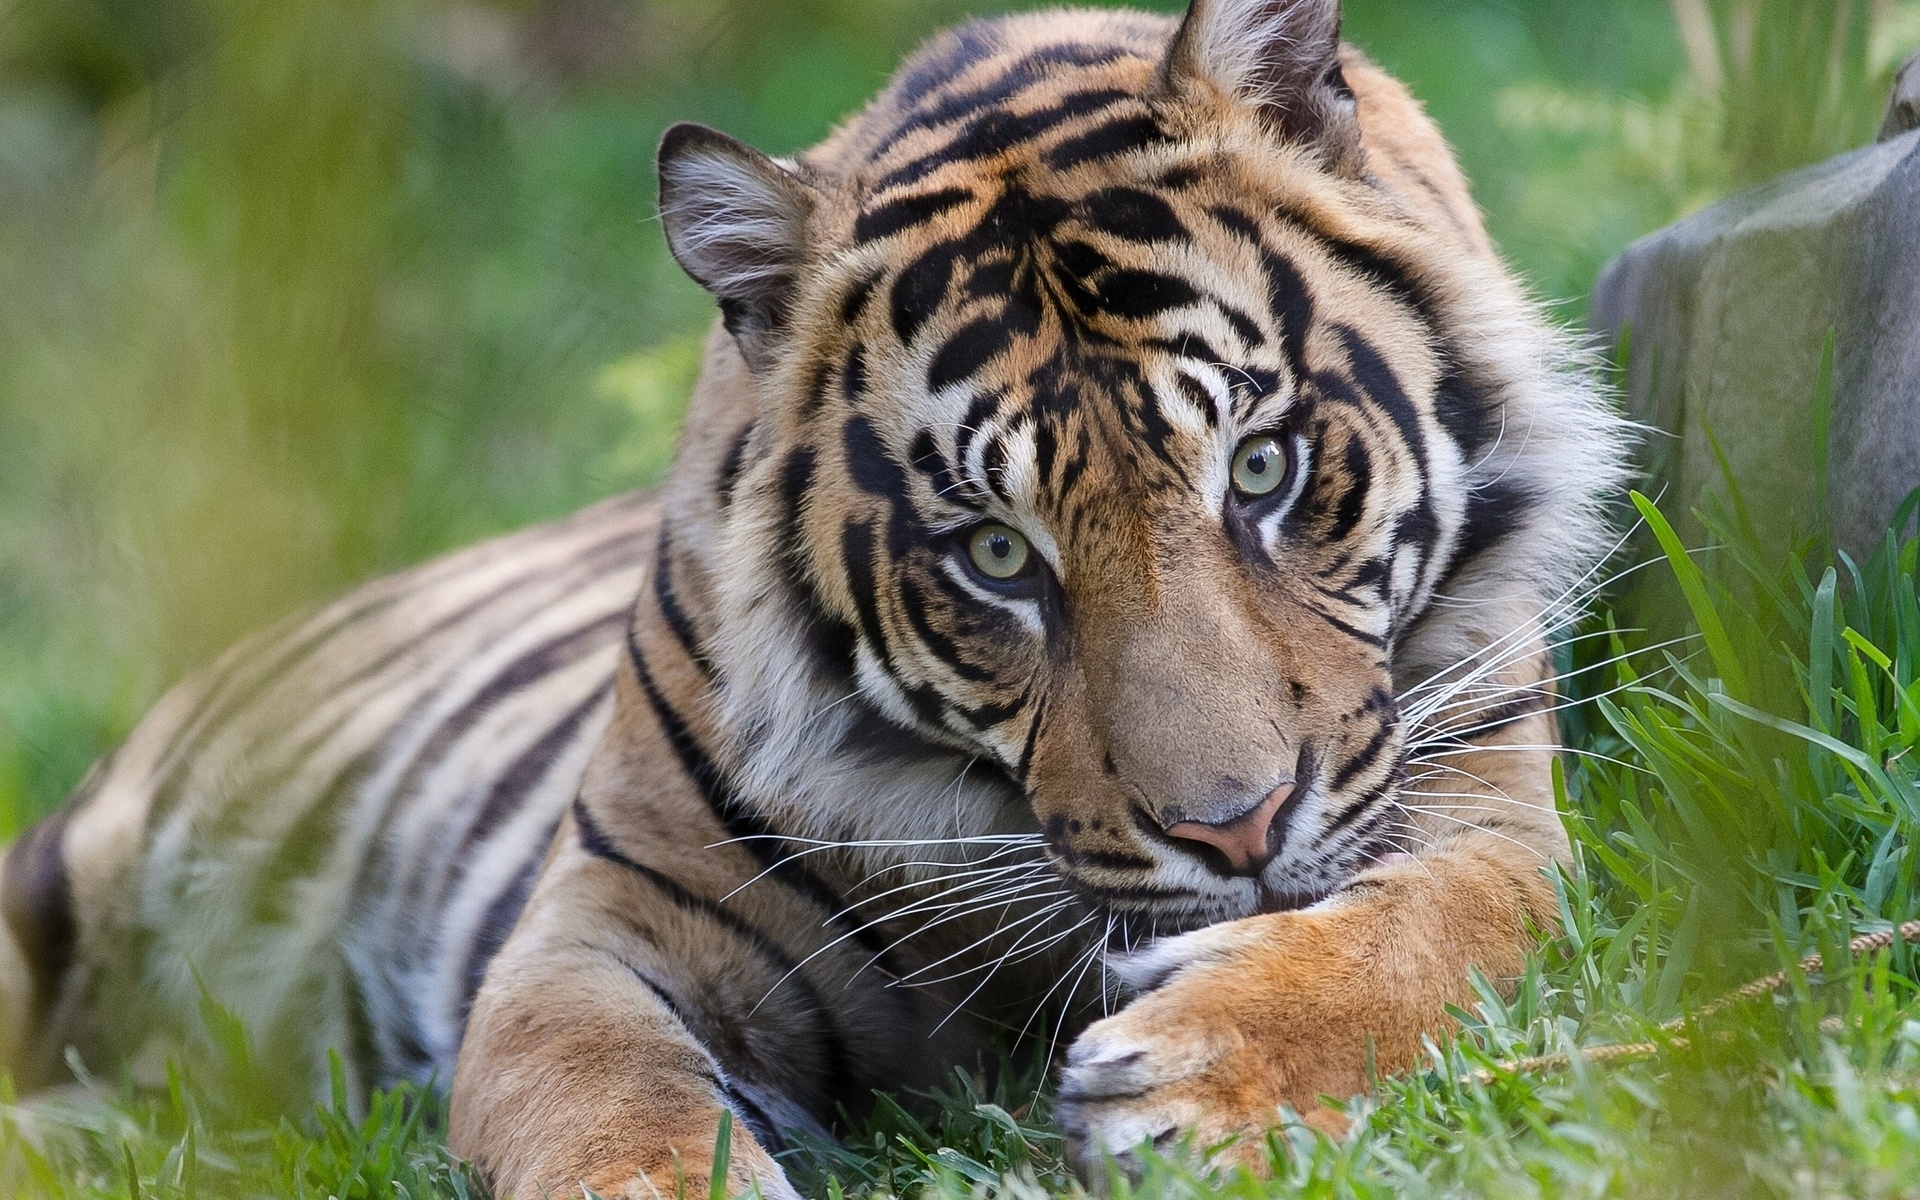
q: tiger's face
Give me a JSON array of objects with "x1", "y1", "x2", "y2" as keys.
[{"x1": 663, "y1": 5, "x2": 1496, "y2": 938}]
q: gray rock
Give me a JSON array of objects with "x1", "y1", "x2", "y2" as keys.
[{"x1": 1590, "y1": 81, "x2": 1920, "y2": 555}]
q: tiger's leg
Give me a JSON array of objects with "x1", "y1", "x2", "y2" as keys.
[
  {"x1": 451, "y1": 803, "x2": 813, "y2": 1200},
  {"x1": 1057, "y1": 652, "x2": 1567, "y2": 1177}
]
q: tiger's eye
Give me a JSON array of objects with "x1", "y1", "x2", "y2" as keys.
[
  {"x1": 967, "y1": 524, "x2": 1032, "y2": 581},
  {"x1": 1231, "y1": 435, "x2": 1288, "y2": 498}
]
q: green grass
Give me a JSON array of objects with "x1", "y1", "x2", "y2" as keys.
[{"x1": 6, "y1": 493, "x2": 1918, "y2": 1198}]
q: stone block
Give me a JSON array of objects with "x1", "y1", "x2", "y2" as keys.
[{"x1": 1590, "y1": 60, "x2": 1920, "y2": 554}]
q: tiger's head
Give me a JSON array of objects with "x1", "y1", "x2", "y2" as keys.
[{"x1": 656, "y1": 0, "x2": 1617, "y2": 940}]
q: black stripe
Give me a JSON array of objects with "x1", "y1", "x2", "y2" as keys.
[
  {"x1": 1078, "y1": 882, "x2": 1204, "y2": 906},
  {"x1": 349, "y1": 609, "x2": 628, "y2": 910},
  {"x1": 611, "y1": 955, "x2": 790, "y2": 1152},
  {"x1": 717, "y1": 425, "x2": 754, "y2": 510},
  {"x1": 2, "y1": 807, "x2": 75, "y2": 1021},
  {"x1": 840, "y1": 273, "x2": 879, "y2": 325},
  {"x1": 875, "y1": 86, "x2": 1128, "y2": 191},
  {"x1": 1333, "y1": 326, "x2": 1428, "y2": 469},
  {"x1": 1174, "y1": 372, "x2": 1221, "y2": 427},
  {"x1": 147, "y1": 498, "x2": 645, "y2": 824},
  {"x1": 1314, "y1": 233, "x2": 1432, "y2": 318},
  {"x1": 909, "y1": 428, "x2": 963, "y2": 505},
  {"x1": 245, "y1": 741, "x2": 374, "y2": 924},
  {"x1": 842, "y1": 343, "x2": 868, "y2": 409},
  {"x1": 1072, "y1": 848, "x2": 1156, "y2": 871},
  {"x1": 460, "y1": 685, "x2": 608, "y2": 858},
  {"x1": 896, "y1": 577, "x2": 991, "y2": 682},
  {"x1": 1043, "y1": 113, "x2": 1169, "y2": 171},
  {"x1": 1326, "y1": 437, "x2": 1372, "y2": 541},
  {"x1": 1322, "y1": 789, "x2": 1381, "y2": 838},
  {"x1": 839, "y1": 519, "x2": 891, "y2": 652},
  {"x1": 877, "y1": 41, "x2": 1135, "y2": 156},
  {"x1": 1081, "y1": 268, "x2": 1201, "y2": 321},
  {"x1": 143, "y1": 590, "x2": 401, "y2": 828},
  {"x1": 722, "y1": 1084, "x2": 789, "y2": 1155},
  {"x1": 1309, "y1": 603, "x2": 1389, "y2": 649},
  {"x1": 146, "y1": 521, "x2": 651, "y2": 833},
  {"x1": 459, "y1": 849, "x2": 544, "y2": 1025},
  {"x1": 571, "y1": 796, "x2": 856, "y2": 1104},
  {"x1": 949, "y1": 685, "x2": 1028, "y2": 731},
  {"x1": 854, "y1": 187, "x2": 974, "y2": 243},
  {"x1": 891, "y1": 242, "x2": 962, "y2": 346},
  {"x1": 928, "y1": 316, "x2": 1014, "y2": 392},
  {"x1": 1331, "y1": 719, "x2": 1398, "y2": 792},
  {"x1": 1451, "y1": 477, "x2": 1535, "y2": 569},
  {"x1": 654, "y1": 528, "x2": 711, "y2": 674},
  {"x1": 623, "y1": 624, "x2": 907, "y2": 974},
  {"x1": 1258, "y1": 247, "x2": 1317, "y2": 383},
  {"x1": 1215, "y1": 302, "x2": 1265, "y2": 349},
  {"x1": 887, "y1": 21, "x2": 1001, "y2": 113},
  {"x1": 890, "y1": 239, "x2": 967, "y2": 341},
  {"x1": 1431, "y1": 364, "x2": 1502, "y2": 459},
  {"x1": 624, "y1": 961, "x2": 692, "y2": 1027},
  {"x1": 1079, "y1": 187, "x2": 1186, "y2": 243},
  {"x1": 386, "y1": 611, "x2": 624, "y2": 805},
  {"x1": 1015, "y1": 694, "x2": 1046, "y2": 781}
]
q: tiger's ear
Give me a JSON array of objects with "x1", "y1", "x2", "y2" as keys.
[
  {"x1": 657, "y1": 122, "x2": 818, "y2": 373},
  {"x1": 1161, "y1": 0, "x2": 1360, "y2": 167}
]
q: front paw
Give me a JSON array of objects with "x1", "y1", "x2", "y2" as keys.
[
  {"x1": 1055, "y1": 855, "x2": 1546, "y2": 1183},
  {"x1": 1056, "y1": 916, "x2": 1364, "y2": 1182}
]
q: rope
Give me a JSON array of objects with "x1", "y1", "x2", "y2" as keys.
[{"x1": 1469, "y1": 917, "x2": 1920, "y2": 1084}]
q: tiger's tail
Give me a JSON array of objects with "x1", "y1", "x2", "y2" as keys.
[{"x1": 1, "y1": 809, "x2": 77, "y2": 1089}]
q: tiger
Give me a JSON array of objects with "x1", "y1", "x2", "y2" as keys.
[{"x1": 1, "y1": 0, "x2": 1629, "y2": 1194}]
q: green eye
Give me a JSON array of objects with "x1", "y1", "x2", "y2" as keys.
[
  {"x1": 967, "y1": 523, "x2": 1033, "y2": 581},
  {"x1": 1231, "y1": 435, "x2": 1289, "y2": 498}
]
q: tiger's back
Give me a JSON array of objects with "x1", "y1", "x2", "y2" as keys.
[{"x1": 2, "y1": 490, "x2": 658, "y2": 1094}]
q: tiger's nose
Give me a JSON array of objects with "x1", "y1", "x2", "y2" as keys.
[{"x1": 1165, "y1": 781, "x2": 1295, "y2": 877}]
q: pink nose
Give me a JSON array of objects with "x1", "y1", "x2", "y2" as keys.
[{"x1": 1165, "y1": 781, "x2": 1295, "y2": 876}]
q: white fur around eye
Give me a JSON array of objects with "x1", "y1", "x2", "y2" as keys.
[{"x1": 1252, "y1": 433, "x2": 1312, "y2": 557}]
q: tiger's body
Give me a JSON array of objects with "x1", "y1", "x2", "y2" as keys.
[{"x1": 3, "y1": 2, "x2": 1628, "y2": 1196}]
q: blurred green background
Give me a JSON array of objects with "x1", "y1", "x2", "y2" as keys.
[{"x1": 2, "y1": 0, "x2": 1916, "y2": 835}]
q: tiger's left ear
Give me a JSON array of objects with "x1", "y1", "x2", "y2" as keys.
[
  {"x1": 658, "y1": 122, "x2": 820, "y2": 374},
  {"x1": 1160, "y1": 0, "x2": 1361, "y2": 168}
]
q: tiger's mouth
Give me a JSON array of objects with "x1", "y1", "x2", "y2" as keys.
[
  {"x1": 1071, "y1": 834, "x2": 1405, "y2": 933},
  {"x1": 1252, "y1": 845, "x2": 1413, "y2": 913}
]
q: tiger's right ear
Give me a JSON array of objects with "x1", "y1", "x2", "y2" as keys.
[
  {"x1": 657, "y1": 122, "x2": 818, "y2": 374},
  {"x1": 1160, "y1": 0, "x2": 1361, "y2": 168}
]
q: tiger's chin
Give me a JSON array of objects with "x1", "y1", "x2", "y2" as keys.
[{"x1": 1252, "y1": 883, "x2": 1331, "y2": 915}]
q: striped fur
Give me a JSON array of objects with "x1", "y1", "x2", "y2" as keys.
[{"x1": 3, "y1": 3, "x2": 1629, "y2": 1196}]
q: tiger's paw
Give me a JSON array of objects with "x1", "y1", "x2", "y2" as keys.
[
  {"x1": 1055, "y1": 914, "x2": 1363, "y2": 1181},
  {"x1": 1056, "y1": 856, "x2": 1547, "y2": 1183}
]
